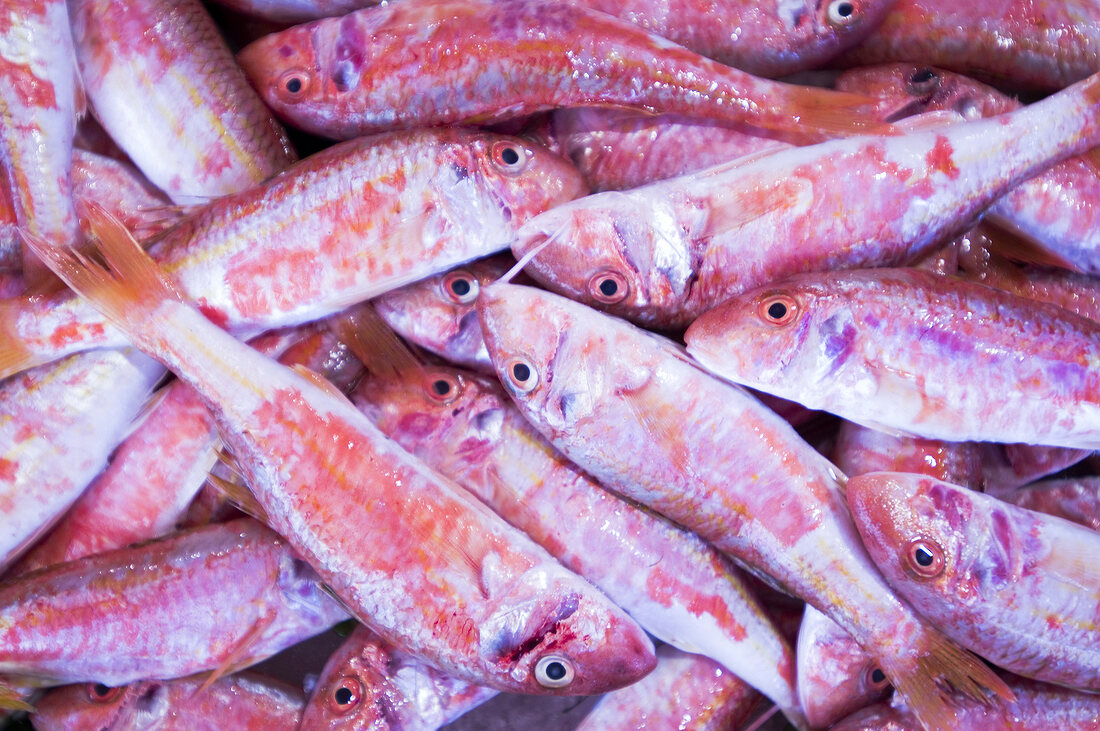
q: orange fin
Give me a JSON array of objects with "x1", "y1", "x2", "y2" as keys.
[
  {"x1": 978, "y1": 218, "x2": 1083, "y2": 272},
  {"x1": 696, "y1": 176, "x2": 807, "y2": 243},
  {"x1": 196, "y1": 612, "x2": 275, "y2": 695},
  {"x1": 331, "y1": 304, "x2": 424, "y2": 383},
  {"x1": 206, "y1": 472, "x2": 269, "y2": 525},
  {"x1": 0, "y1": 682, "x2": 33, "y2": 712},
  {"x1": 777, "y1": 87, "x2": 897, "y2": 139},
  {"x1": 290, "y1": 363, "x2": 352, "y2": 403},
  {"x1": 0, "y1": 298, "x2": 51, "y2": 380},
  {"x1": 879, "y1": 630, "x2": 1013, "y2": 731}
]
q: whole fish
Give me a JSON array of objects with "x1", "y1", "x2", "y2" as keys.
[
  {"x1": 70, "y1": 0, "x2": 297, "y2": 204},
  {"x1": 0, "y1": 0, "x2": 83, "y2": 280},
  {"x1": 0, "y1": 518, "x2": 347, "y2": 688},
  {"x1": 838, "y1": 63, "x2": 1100, "y2": 275},
  {"x1": 574, "y1": 644, "x2": 763, "y2": 731},
  {"x1": 685, "y1": 267, "x2": 1100, "y2": 448},
  {"x1": 31, "y1": 672, "x2": 305, "y2": 730},
  {"x1": 26, "y1": 208, "x2": 656, "y2": 695},
  {"x1": 299, "y1": 623, "x2": 498, "y2": 730},
  {"x1": 476, "y1": 281, "x2": 1010, "y2": 731},
  {"x1": 236, "y1": 0, "x2": 891, "y2": 143},
  {"x1": 0, "y1": 128, "x2": 583, "y2": 380},
  {"x1": 847, "y1": 471, "x2": 1100, "y2": 690},
  {"x1": 347, "y1": 319, "x2": 805, "y2": 727},
  {"x1": 835, "y1": 0, "x2": 1100, "y2": 91},
  {"x1": 511, "y1": 68, "x2": 1100, "y2": 329}
]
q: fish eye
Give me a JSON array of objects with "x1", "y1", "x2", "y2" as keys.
[
  {"x1": 491, "y1": 141, "x2": 529, "y2": 173},
  {"x1": 88, "y1": 683, "x2": 122, "y2": 702},
  {"x1": 504, "y1": 356, "x2": 539, "y2": 394},
  {"x1": 826, "y1": 0, "x2": 857, "y2": 26},
  {"x1": 327, "y1": 676, "x2": 363, "y2": 715},
  {"x1": 425, "y1": 372, "x2": 462, "y2": 404},
  {"x1": 906, "y1": 67, "x2": 940, "y2": 95},
  {"x1": 277, "y1": 70, "x2": 311, "y2": 101},
  {"x1": 534, "y1": 654, "x2": 575, "y2": 688},
  {"x1": 442, "y1": 270, "x2": 479, "y2": 304},
  {"x1": 863, "y1": 664, "x2": 890, "y2": 691},
  {"x1": 758, "y1": 294, "x2": 799, "y2": 326},
  {"x1": 905, "y1": 538, "x2": 945, "y2": 578},
  {"x1": 588, "y1": 270, "x2": 629, "y2": 304}
]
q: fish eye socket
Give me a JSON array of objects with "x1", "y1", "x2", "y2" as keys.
[
  {"x1": 88, "y1": 683, "x2": 121, "y2": 702},
  {"x1": 907, "y1": 67, "x2": 940, "y2": 95},
  {"x1": 425, "y1": 372, "x2": 462, "y2": 404},
  {"x1": 504, "y1": 356, "x2": 539, "y2": 394},
  {"x1": 905, "y1": 538, "x2": 945, "y2": 578},
  {"x1": 442, "y1": 271, "x2": 479, "y2": 304},
  {"x1": 758, "y1": 295, "x2": 799, "y2": 326},
  {"x1": 864, "y1": 664, "x2": 890, "y2": 691},
  {"x1": 328, "y1": 677, "x2": 363, "y2": 714},
  {"x1": 588, "y1": 270, "x2": 629, "y2": 304},
  {"x1": 491, "y1": 141, "x2": 529, "y2": 173},
  {"x1": 826, "y1": 0, "x2": 857, "y2": 25},
  {"x1": 277, "y1": 70, "x2": 311, "y2": 100},
  {"x1": 534, "y1": 654, "x2": 575, "y2": 688}
]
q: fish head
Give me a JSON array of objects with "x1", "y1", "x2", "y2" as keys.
[
  {"x1": 836, "y1": 63, "x2": 1016, "y2": 121},
  {"x1": 31, "y1": 681, "x2": 157, "y2": 730},
  {"x1": 372, "y1": 256, "x2": 516, "y2": 372},
  {"x1": 298, "y1": 625, "x2": 405, "y2": 731},
  {"x1": 465, "y1": 134, "x2": 588, "y2": 228},
  {"x1": 512, "y1": 194, "x2": 697, "y2": 329},
  {"x1": 845, "y1": 472, "x2": 971, "y2": 605},
  {"x1": 480, "y1": 561, "x2": 656, "y2": 695},
  {"x1": 685, "y1": 274, "x2": 858, "y2": 402},
  {"x1": 237, "y1": 21, "x2": 333, "y2": 136},
  {"x1": 803, "y1": 0, "x2": 899, "y2": 60}
]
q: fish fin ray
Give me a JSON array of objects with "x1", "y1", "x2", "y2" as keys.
[
  {"x1": 0, "y1": 298, "x2": 51, "y2": 380},
  {"x1": 977, "y1": 218, "x2": 1083, "y2": 272},
  {"x1": 332, "y1": 304, "x2": 424, "y2": 383},
  {"x1": 778, "y1": 87, "x2": 896, "y2": 139},
  {"x1": 290, "y1": 364, "x2": 352, "y2": 403},
  {"x1": 205, "y1": 473, "x2": 269, "y2": 525},
  {"x1": 196, "y1": 612, "x2": 275, "y2": 695}
]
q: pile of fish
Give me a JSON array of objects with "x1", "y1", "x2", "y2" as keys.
[{"x1": 2, "y1": 0, "x2": 1100, "y2": 729}]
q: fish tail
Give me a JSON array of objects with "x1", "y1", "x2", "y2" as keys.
[
  {"x1": 774, "y1": 86, "x2": 897, "y2": 140},
  {"x1": 20, "y1": 203, "x2": 185, "y2": 355},
  {"x1": 0, "y1": 299, "x2": 50, "y2": 380},
  {"x1": 876, "y1": 628, "x2": 1013, "y2": 731}
]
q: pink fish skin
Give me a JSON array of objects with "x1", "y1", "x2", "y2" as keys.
[
  {"x1": 371, "y1": 255, "x2": 518, "y2": 374},
  {"x1": 1001, "y1": 476, "x2": 1100, "y2": 533},
  {"x1": 835, "y1": 0, "x2": 1100, "y2": 91},
  {"x1": 350, "y1": 346, "x2": 804, "y2": 726},
  {"x1": 574, "y1": 644, "x2": 763, "y2": 731},
  {"x1": 685, "y1": 267, "x2": 1100, "y2": 449},
  {"x1": 208, "y1": 0, "x2": 378, "y2": 23},
  {"x1": 299, "y1": 624, "x2": 498, "y2": 730},
  {"x1": 0, "y1": 349, "x2": 165, "y2": 571},
  {"x1": 512, "y1": 68, "x2": 1100, "y2": 329},
  {"x1": 70, "y1": 0, "x2": 297, "y2": 204},
  {"x1": 838, "y1": 63, "x2": 1100, "y2": 276},
  {"x1": 31, "y1": 672, "x2": 304, "y2": 731},
  {"x1": 550, "y1": 107, "x2": 792, "y2": 192},
  {"x1": 848, "y1": 471, "x2": 1100, "y2": 690},
  {"x1": 796, "y1": 604, "x2": 891, "y2": 729},
  {"x1": 832, "y1": 677, "x2": 1100, "y2": 730},
  {"x1": 27, "y1": 209, "x2": 656, "y2": 696},
  {"x1": 476, "y1": 282, "x2": 1011, "y2": 731},
  {"x1": 236, "y1": 0, "x2": 892, "y2": 142},
  {"x1": 833, "y1": 421, "x2": 985, "y2": 490},
  {"x1": 0, "y1": 518, "x2": 347, "y2": 687},
  {"x1": 0, "y1": 0, "x2": 83, "y2": 278},
  {"x1": 0, "y1": 128, "x2": 584, "y2": 380}
]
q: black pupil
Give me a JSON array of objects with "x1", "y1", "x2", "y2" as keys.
[
  {"x1": 286, "y1": 77, "x2": 302, "y2": 93},
  {"x1": 835, "y1": 2, "x2": 854, "y2": 16},
  {"x1": 914, "y1": 546, "x2": 935, "y2": 566},
  {"x1": 334, "y1": 686, "x2": 354, "y2": 705},
  {"x1": 450, "y1": 279, "x2": 471, "y2": 297},
  {"x1": 910, "y1": 68, "x2": 936, "y2": 84},
  {"x1": 431, "y1": 379, "x2": 451, "y2": 396},
  {"x1": 871, "y1": 668, "x2": 886, "y2": 684},
  {"x1": 500, "y1": 147, "x2": 520, "y2": 165},
  {"x1": 544, "y1": 661, "x2": 566, "y2": 681},
  {"x1": 93, "y1": 684, "x2": 112, "y2": 697},
  {"x1": 767, "y1": 301, "x2": 788, "y2": 320},
  {"x1": 598, "y1": 278, "x2": 618, "y2": 297},
  {"x1": 512, "y1": 362, "x2": 531, "y2": 382}
]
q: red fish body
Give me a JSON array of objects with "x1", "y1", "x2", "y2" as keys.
[
  {"x1": 236, "y1": 0, "x2": 890, "y2": 142},
  {"x1": 848, "y1": 472, "x2": 1100, "y2": 690}
]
